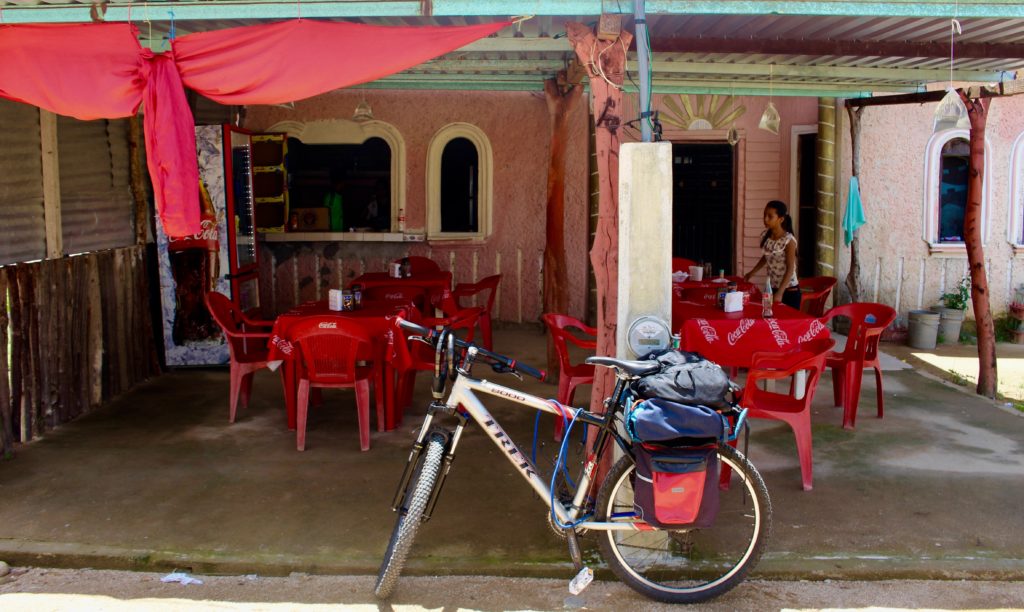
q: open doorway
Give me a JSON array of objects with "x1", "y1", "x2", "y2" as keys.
[
  {"x1": 795, "y1": 132, "x2": 818, "y2": 278},
  {"x1": 672, "y1": 143, "x2": 734, "y2": 274}
]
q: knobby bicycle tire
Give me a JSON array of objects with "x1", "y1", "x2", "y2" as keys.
[
  {"x1": 595, "y1": 443, "x2": 772, "y2": 604},
  {"x1": 374, "y1": 432, "x2": 447, "y2": 599}
]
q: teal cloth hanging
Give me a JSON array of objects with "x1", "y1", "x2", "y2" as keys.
[{"x1": 843, "y1": 176, "x2": 866, "y2": 246}]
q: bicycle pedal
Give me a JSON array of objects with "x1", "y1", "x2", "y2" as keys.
[{"x1": 568, "y1": 566, "x2": 593, "y2": 595}]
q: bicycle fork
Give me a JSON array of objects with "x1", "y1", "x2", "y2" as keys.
[{"x1": 389, "y1": 402, "x2": 468, "y2": 522}]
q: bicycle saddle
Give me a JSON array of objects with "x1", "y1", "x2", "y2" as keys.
[{"x1": 586, "y1": 356, "x2": 660, "y2": 377}]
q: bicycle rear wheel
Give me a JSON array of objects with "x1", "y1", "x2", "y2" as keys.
[
  {"x1": 595, "y1": 443, "x2": 771, "y2": 604},
  {"x1": 374, "y1": 431, "x2": 447, "y2": 600}
]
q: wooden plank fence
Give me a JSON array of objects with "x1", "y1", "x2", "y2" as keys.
[{"x1": 0, "y1": 245, "x2": 159, "y2": 457}]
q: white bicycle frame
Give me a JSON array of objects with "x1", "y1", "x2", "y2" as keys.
[{"x1": 415, "y1": 370, "x2": 649, "y2": 532}]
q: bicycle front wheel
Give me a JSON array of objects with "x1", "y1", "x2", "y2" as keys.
[
  {"x1": 595, "y1": 443, "x2": 771, "y2": 604},
  {"x1": 374, "y1": 431, "x2": 447, "y2": 600}
]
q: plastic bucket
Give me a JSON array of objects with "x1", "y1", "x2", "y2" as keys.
[
  {"x1": 938, "y1": 308, "x2": 965, "y2": 344},
  {"x1": 907, "y1": 310, "x2": 940, "y2": 349}
]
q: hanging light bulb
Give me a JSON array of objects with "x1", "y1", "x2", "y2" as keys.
[
  {"x1": 352, "y1": 98, "x2": 374, "y2": 122},
  {"x1": 758, "y1": 64, "x2": 781, "y2": 135}
]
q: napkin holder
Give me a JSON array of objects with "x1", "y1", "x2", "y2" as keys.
[
  {"x1": 723, "y1": 291, "x2": 744, "y2": 313},
  {"x1": 328, "y1": 289, "x2": 344, "y2": 311}
]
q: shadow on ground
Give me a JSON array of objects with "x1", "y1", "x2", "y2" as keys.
[{"x1": 0, "y1": 327, "x2": 1021, "y2": 582}]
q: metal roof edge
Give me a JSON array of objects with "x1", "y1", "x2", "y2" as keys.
[{"x1": 3, "y1": 1, "x2": 1024, "y2": 24}]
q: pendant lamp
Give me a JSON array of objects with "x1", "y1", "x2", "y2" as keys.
[
  {"x1": 758, "y1": 64, "x2": 780, "y2": 135},
  {"x1": 353, "y1": 99, "x2": 374, "y2": 122}
]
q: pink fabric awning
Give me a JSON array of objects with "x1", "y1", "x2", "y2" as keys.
[{"x1": 0, "y1": 19, "x2": 509, "y2": 238}]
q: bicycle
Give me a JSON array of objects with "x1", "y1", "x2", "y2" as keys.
[{"x1": 375, "y1": 318, "x2": 772, "y2": 604}]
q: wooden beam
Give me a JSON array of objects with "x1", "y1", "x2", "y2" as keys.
[
  {"x1": 650, "y1": 36, "x2": 1024, "y2": 61},
  {"x1": 39, "y1": 110, "x2": 62, "y2": 260},
  {"x1": 846, "y1": 79, "x2": 1024, "y2": 108}
]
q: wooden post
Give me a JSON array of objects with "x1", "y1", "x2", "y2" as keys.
[
  {"x1": 845, "y1": 105, "x2": 864, "y2": 303},
  {"x1": 542, "y1": 74, "x2": 582, "y2": 374},
  {"x1": 39, "y1": 110, "x2": 63, "y2": 259},
  {"x1": 958, "y1": 91, "x2": 997, "y2": 398},
  {"x1": 0, "y1": 271, "x2": 12, "y2": 457},
  {"x1": 567, "y1": 22, "x2": 633, "y2": 416},
  {"x1": 129, "y1": 115, "x2": 151, "y2": 246}
]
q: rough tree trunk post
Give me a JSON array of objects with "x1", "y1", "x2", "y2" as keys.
[
  {"x1": 845, "y1": 106, "x2": 864, "y2": 302},
  {"x1": 567, "y1": 22, "x2": 633, "y2": 417},
  {"x1": 958, "y1": 91, "x2": 998, "y2": 398},
  {"x1": 543, "y1": 74, "x2": 582, "y2": 375}
]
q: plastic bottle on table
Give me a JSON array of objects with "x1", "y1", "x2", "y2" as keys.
[{"x1": 761, "y1": 278, "x2": 774, "y2": 318}]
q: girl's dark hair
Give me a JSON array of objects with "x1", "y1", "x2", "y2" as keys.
[{"x1": 760, "y1": 200, "x2": 795, "y2": 247}]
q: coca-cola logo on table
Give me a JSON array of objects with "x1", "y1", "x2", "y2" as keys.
[
  {"x1": 695, "y1": 318, "x2": 719, "y2": 343},
  {"x1": 727, "y1": 318, "x2": 755, "y2": 346},
  {"x1": 798, "y1": 319, "x2": 827, "y2": 344},
  {"x1": 270, "y1": 335, "x2": 293, "y2": 356},
  {"x1": 767, "y1": 318, "x2": 791, "y2": 347}
]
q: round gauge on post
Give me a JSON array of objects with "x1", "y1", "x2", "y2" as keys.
[{"x1": 625, "y1": 316, "x2": 672, "y2": 358}]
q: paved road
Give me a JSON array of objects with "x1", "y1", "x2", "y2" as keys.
[{"x1": 1, "y1": 568, "x2": 1023, "y2": 611}]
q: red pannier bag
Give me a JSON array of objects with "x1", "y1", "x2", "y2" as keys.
[{"x1": 633, "y1": 443, "x2": 719, "y2": 528}]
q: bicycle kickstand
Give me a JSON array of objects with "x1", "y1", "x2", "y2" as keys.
[{"x1": 565, "y1": 529, "x2": 593, "y2": 595}]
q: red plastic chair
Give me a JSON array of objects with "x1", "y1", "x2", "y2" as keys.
[
  {"x1": 452, "y1": 274, "x2": 501, "y2": 350},
  {"x1": 361, "y1": 284, "x2": 428, "y2": 311},
  {"x1": 672, "y1": 257, "x2": 698, "y2": 273},
  {"x1": 390, "y1": 306, "x2": 481, "y2": 423},
  {"x1": 738, "y1": 337, "x2": 835, "y2": 491},
  {"x1": 799, "y1": 276, "x2": 838, "y2": 317},
  {"x1": 821, "y1": 302, "x2": 897, "y2": 429},
  {"x1": 204, "y1": 291, "x2": 278, "y2": 423},
  {"x1": 391, "y1": 256, "x2": 441, "y2": 275},
  {"x1": 289, "y1": 317, "x2": 383, "y2": 452},
  {"x1": 541, "y1": 313, "x2": 597, "y2": 440}
]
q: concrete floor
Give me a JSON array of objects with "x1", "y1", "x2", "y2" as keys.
[{"x1": 0, "y1": 327, "x2": 1022, "y2": 582}]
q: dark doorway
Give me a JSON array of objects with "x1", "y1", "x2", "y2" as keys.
[
  {"x1": 796, "y1": 132, "x2": 818, "y2": 278},
  {"x1": 672, "y1": 143, "x2": 734, "y2": 274},
  {"x1": 286, "y1": 137, "x2": 392, "y2": 231}
]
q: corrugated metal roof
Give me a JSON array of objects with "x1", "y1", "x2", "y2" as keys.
[{"x1": 2, "y1": 3, "x2": 1024, "y2": 96}]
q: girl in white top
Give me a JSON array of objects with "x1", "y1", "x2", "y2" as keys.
[{"x1": 743, "y1": 200, "x2": 801, "y2": 309}]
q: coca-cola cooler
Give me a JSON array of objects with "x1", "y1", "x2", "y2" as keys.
[{"x1": 155, "y1": 124, "x2": 262, "y2": 366}]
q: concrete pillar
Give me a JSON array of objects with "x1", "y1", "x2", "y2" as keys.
[
  {"x1": 815, "y1": 98, "x2": 838, "y2": 278},
  {"x1": 617, "y1": 142, "x2": 673, "y2": 358}
]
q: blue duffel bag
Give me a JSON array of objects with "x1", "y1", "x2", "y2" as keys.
[{"x1": 626, "y1": 398, "x2": 730, "y2": 445}]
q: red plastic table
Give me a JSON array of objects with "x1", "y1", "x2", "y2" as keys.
[
  {"x1": 266, "y1": 301, "x2": 406, "y2": 432},
  {"x1": 673, "y1": 278, "x2": 756, "y2": 306},
  {"x1": 674, "y1": 301, "x2": 829, "y2": 369},
  {"x1": 350, "y1": 271, "x2": 452, "y2": 294}
]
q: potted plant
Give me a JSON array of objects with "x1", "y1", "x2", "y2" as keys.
[{"x1": 936, "y1": 276, "x2": 970, "y2": 344}]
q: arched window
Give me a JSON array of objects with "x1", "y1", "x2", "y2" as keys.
[
  {"x1": 427, "y1": 123, "x2": 492, "y2": 240},
  {"x1": 1008, "y1": 131, "x2": 1024, "y2": 247},
  {"x1": 922, "y1": 129, "x2": 991, "y2": 252}
]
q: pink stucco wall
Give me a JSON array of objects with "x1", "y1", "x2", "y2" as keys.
[
  {"x1": 837, "y1": 89, "x2": 1024, "y2": 319},
  {"x1": 245, "y1": 89, "x2": 590, "y2": 323},
  {"x1": 243, "y1": 89, "x2": 818, "y2": 321}
]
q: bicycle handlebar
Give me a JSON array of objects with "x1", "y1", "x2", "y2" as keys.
[{"x1": 397, "y1": 317, "x2": 547, "y2": 382}]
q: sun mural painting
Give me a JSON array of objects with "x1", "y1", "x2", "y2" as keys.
[{"x1": 659, "y1": 94, "x2": 746, "y2": 130}]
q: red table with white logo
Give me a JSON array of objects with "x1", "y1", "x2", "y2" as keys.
[
  {"x1": 675, "y1": 300, "x2": 829, "y2": 369},
  {"x1": 266, "y1": 301, "x2": 406, "y2": 431}
]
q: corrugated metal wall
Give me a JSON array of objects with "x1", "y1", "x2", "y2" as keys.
[
  {"x1": 57, "y1": 116, "x2": 134, "y2": 255},
  {"x1": 0, "y1": 99, "x2": 46, "y2": 265}
]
